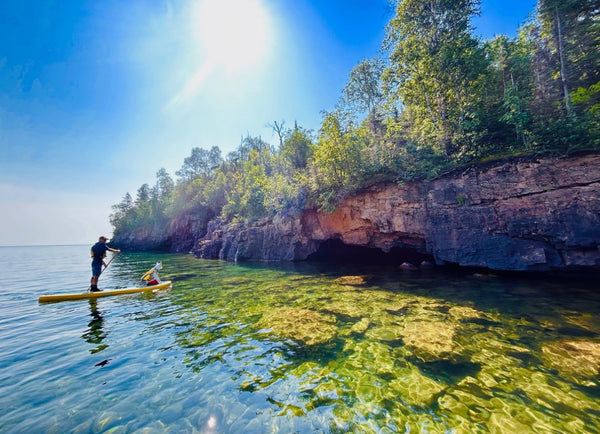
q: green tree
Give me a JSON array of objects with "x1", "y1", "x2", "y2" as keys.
[
  {"x1": 385, "y1": 0, "x2": 488, "y2": 159},
  {"x1": 483, "y1": 34, "x2": 534, "y2": 150},
  {"x1": 176, "y1": 146, "x2": 222, "y2": 181},
  {"x1": 222, "y1": 152, "x2": 269, "y2": 221},
  {"x1": 310, "y1": 110, "x2": 368, "y2": 210},
  {"x1": 109, "y1": 192, "x2": 133, "y2": 231},
  {"x1": 155, "y1": 168, "x2": 174, "y2": 199},
  {"x1": 341, "y1": 58, "x2": 386, "y2": 120},
  {"x1": 136, "y1": 184, "x2": 150, "y2": 204},
  {"x1": 523, "y1": 0, "x2": 600, "y2": 149},
  {"x1": 281, "y1": 123, "x2": 314, "y2": 170},
  {"x1": 536, "y1": 0, "x2": 600, "y2": 113}
]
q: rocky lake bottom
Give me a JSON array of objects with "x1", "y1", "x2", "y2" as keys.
[{"x1": 1, "y1": 245, "x2": 600, "y2": 433}]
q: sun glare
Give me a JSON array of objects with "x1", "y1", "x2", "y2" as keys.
[
  {"x1": 167, "y1": 0, "x2": 272, "y2": 109},
  {"x1": 193, "y1": 0, "x2": 271, "y2": 70}
]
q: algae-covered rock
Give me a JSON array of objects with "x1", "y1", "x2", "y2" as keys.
[
  {"x1": 488, "y1": 412, "x2": 533, "y2": 434},
  {"x1": 400, "y1": 320, "x2": 458, "y2": 361},
  {"x1": 350, "y1": 318, "x2": 370, "y2": 334},
  {"x1": 448, "y1": 306, "x2": 484, "y2": 321},
  {"x1": 563, "y1": 313, "x2": 600, "y2": 335},
  {"x1": 519, "y1": 372, "x2": 600, "y2": 413},
  {"x1": 222, "y1": 276, "x2": 253, "y2": 285},
  {"x1": 344, "y1": 340, "x2": 396, "y2": 375},
  {"x1": 387, "y1": 368, "x2": 446, "y2": 406},
  {"x1": 320, "y1": 300, "x2": 367, "y2": 319},
  {"x1": 257, "y1": 308, "x2": 337, "y2": 346},
  {"x1": 365, "y1": 325, "x2": 403, "y2": 342},
  {"x1": 541, "y1": 340, "x2": 600, "y2": 382},
  {"x1": 333, "y1": 275, "x2": 370, "y2": 286}
]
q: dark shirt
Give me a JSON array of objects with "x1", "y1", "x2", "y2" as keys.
[{"x1": 91, "y1": 242, "x2": 109, "y2": 263}]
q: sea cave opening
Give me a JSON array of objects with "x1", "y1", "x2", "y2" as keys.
[{"x1": 307, "y1": 239, "x2": 434, "y2": 266}]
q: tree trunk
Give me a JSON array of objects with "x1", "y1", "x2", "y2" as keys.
[{"x1": 555, "y1": 6, "x2": 572, "y2": 116}]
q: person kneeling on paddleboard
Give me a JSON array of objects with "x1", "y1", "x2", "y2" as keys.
[
  {"x1": 139, "y1": 262, "x2": 162, "y2": 286},
  {"x1": 90, "y1": 236, "x2": 120, "y2": 292}
]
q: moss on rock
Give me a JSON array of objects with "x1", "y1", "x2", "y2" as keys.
[
  {"x1": 400, "y1": 320, "x2": 458, "y2": 361},
  {"x1": 387, "y1": 368, "x2": 446, "y2": 406},
  {"x1": 333, "y1": 275, "x2": 371, "y2": 286},
  {"x1": 541, "y1": 340, "x2": 600, "y2": 383},
  {"x1": 257, "y1": 307, "x2": 337, "y2": 346}
]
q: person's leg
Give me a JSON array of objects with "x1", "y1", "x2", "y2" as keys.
[{"x1": 91, "y1": 262, "x2": 102, "y2": 291}]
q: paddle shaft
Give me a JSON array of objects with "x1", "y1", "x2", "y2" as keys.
[{"x1": 100, "y1": 251, "x2": 119, "y2": 275}]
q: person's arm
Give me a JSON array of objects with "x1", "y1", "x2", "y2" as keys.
[{"x1": 104, "y1": 247, "x2": 119, "y2": 266}]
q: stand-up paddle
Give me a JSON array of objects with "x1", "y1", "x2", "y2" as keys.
[{"x1": 101, "y1": 251, "x2": 119, "y2": 274}]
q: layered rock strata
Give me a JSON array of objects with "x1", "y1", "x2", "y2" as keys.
[{"x1": 194, "y1": 152, "x2": 600, "y2": 271}]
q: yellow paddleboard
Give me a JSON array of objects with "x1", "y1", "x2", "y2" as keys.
[{"x1": 38, "y1": 281, "x2": 172, "y2": 303}]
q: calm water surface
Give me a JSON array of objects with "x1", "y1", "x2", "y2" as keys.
[{"x1": 1, "y1": 245, "x2": 600, "y2": 433}]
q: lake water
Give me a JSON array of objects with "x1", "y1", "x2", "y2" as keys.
[{"x1": 1, "y1": 245, "x2": 600, "y2": 433}]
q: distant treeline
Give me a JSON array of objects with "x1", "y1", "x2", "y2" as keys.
[{"x1": 110, "y1": 0, "x2": 599, "y2": 240}]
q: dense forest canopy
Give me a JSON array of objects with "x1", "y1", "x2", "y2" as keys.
[{"x1": 110, "y1": 0, "x2": 600, "y2": 244}]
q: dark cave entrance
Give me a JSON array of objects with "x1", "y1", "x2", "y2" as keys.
[{"x1": 307, "y1": 239, "x2": 434, "y2": 266}]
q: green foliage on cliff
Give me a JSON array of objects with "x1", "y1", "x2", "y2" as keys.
[{"x1": 111, "y1": 0, "x2": 599, "y2": 245}]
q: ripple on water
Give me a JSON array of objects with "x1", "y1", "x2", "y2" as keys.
[{"x1": 2, "y1": 248, "x2": 600, "y2": 432}]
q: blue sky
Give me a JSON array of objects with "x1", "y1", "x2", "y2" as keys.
[{"x1": 0, "y1": 0, "x2": 536, "y2": 246}]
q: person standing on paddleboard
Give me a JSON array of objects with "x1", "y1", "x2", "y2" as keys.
[{"x1": 90, "y1": 236, "x2": 120, "y2": 292}]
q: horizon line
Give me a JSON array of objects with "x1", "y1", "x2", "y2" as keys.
[{"x1": 0, "y1": 243, "x2": 88, "y2": 248}]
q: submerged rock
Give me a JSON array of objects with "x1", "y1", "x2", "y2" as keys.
[
  {"x1": 365, "y1": 325, "x2": 403, "y2": 342},
  {"x1": 333, "y1": 275, "x2": 371, "y2": 286},
  {"x1": 448, "y1": 306, "x2": 485, "y2": 321},
  {"x1": 400, "y1": 320, "x2": 458, "y2": 361},
  {"x1": 350, "y1": 318, "x2": 370, "y2": 334},
  {"x1": 563, "y1": 313, "x2": 600, "y2": 335},
  {"x1": 222, "y1": 276, "x2": 253, "y2": 285},
  {"x1": 320, "y1": 299, "x2": 368, "y2": 319},
  {"x1": 541, "y1": 340, "x2": 600, "y2": 383},
  {"x1": 387, "y1": 368, "x2": 446, "y2": 406},
  {"x1": 399, "y1": 262, "x2": 418, "y2": 271},
  {"x1": 257, "y1": 308, "x2": 337, "y2": 346}
]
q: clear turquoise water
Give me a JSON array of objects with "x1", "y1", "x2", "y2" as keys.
[{"x1": 1, "y1": 245, "x2": 600, "y2": 433}]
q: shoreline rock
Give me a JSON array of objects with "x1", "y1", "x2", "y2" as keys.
[
  {"x1": 115, "y1": 152, "x2": 600, "y2": 272},
  {"x1": 193, "y1": 152, "x2": 600, "y2": 272}
]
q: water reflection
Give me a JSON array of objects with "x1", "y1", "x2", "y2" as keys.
[{"x1": 82, "y1": 299, "x2": 108, "y2": 354}]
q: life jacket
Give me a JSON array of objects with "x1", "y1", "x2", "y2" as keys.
[
  {"x1": 90, "y1": 242, "x2": 107, "y2": 260},
  {"x1": 140, "y1": 262, "x2": 162, "y2": 286}
]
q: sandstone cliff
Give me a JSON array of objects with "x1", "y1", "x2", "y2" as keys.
[{"x1": 194, "y1": 152, "x2": 600, "y2": 271}]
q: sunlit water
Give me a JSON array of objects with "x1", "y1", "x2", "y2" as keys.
[{"x1": 1, "y1": 245, "x2": 600, "y2": 433}]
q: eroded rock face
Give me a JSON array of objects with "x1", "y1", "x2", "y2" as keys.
[{"x1": 194, "y1": 152, "x2": 600, "y2": 271}]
